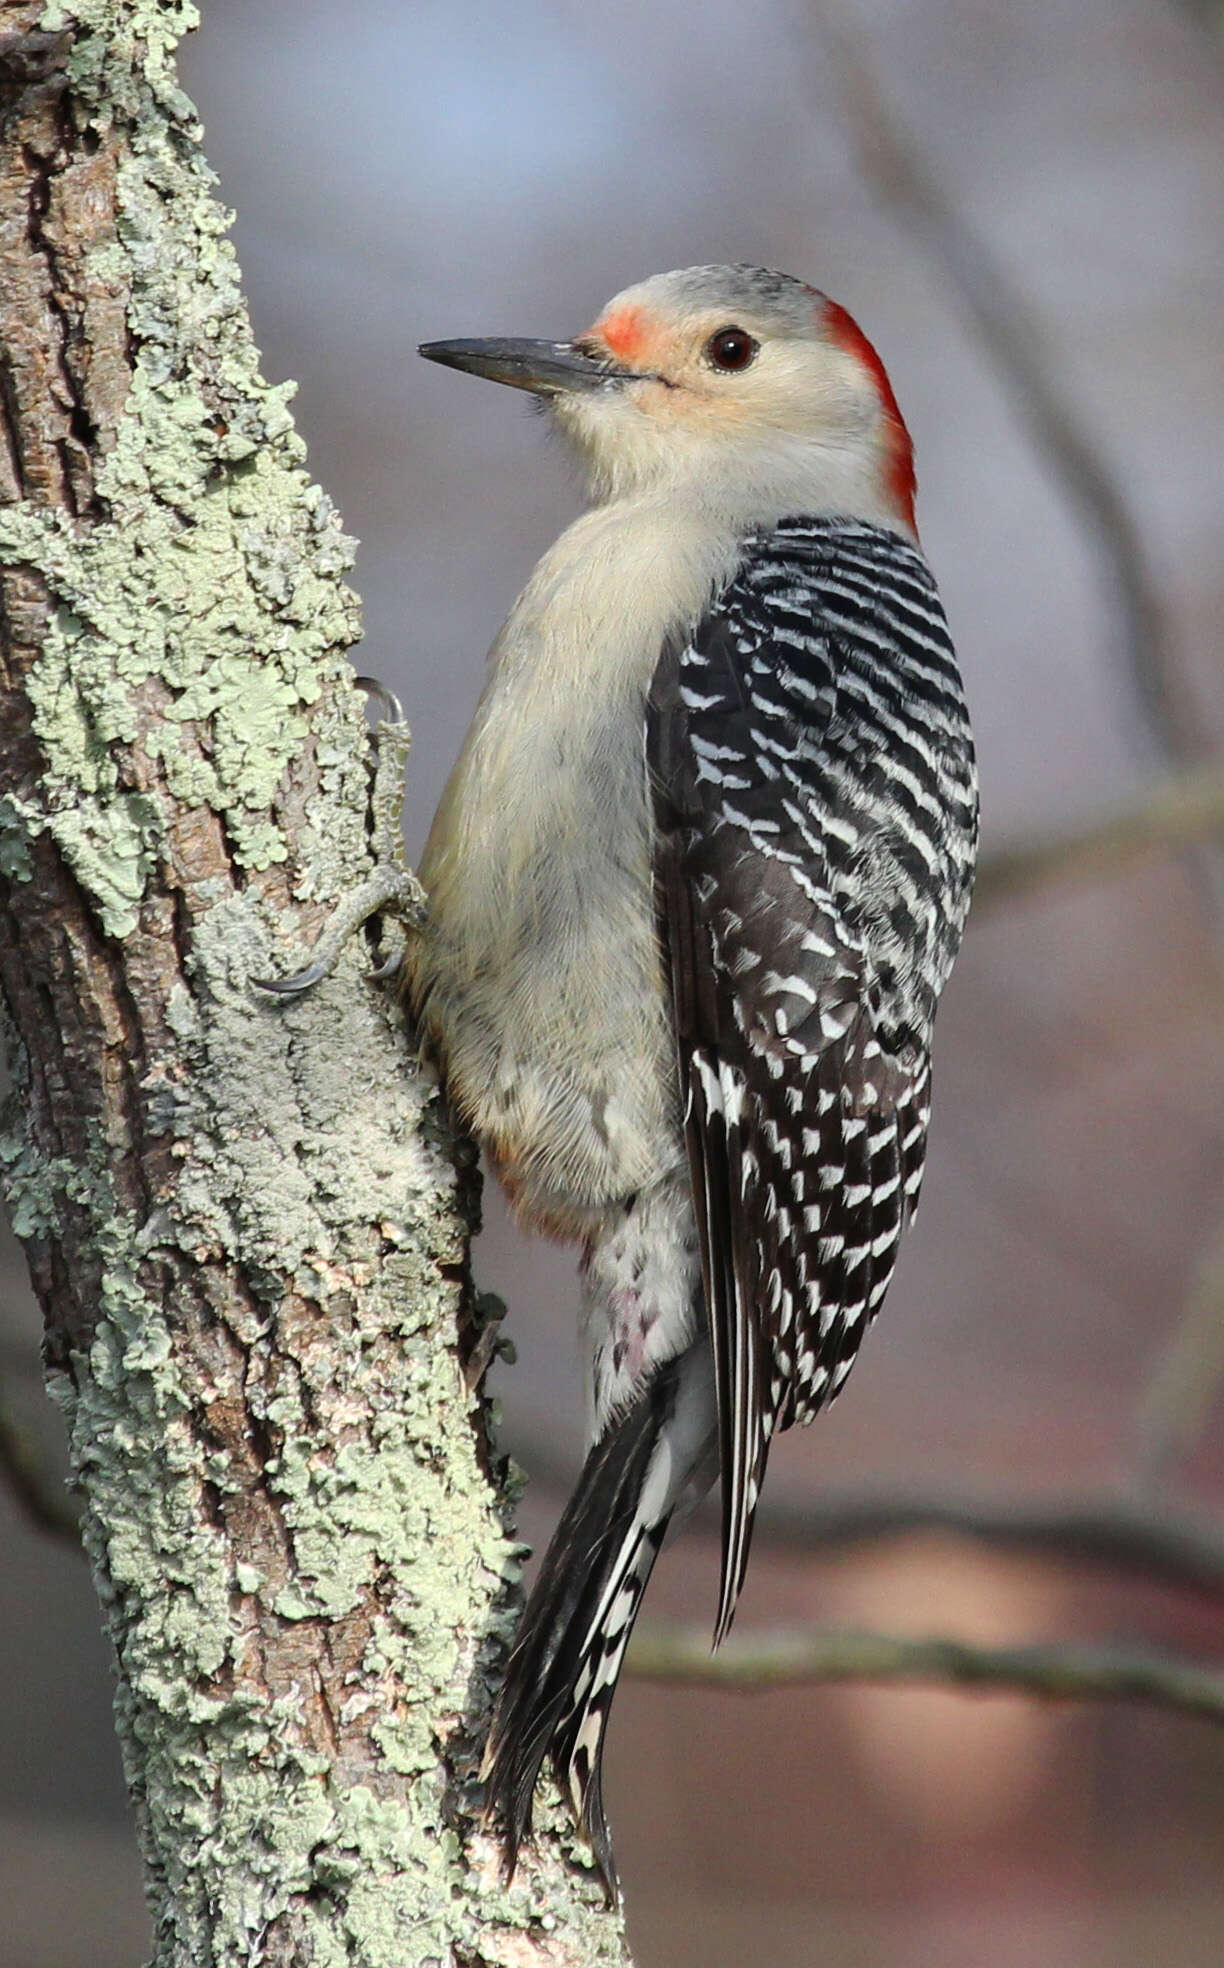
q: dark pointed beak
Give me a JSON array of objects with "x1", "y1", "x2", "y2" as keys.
[{"x1": 418, "y1": 337, "x2": 634, "y2": 396}]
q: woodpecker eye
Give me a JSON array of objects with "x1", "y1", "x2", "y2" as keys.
[{"x1": 706, "y1": 326, "x2": 758, "y2": 372}]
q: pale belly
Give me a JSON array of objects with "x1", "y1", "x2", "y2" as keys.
[{"x1": 411, "y1": 659, "x2": 680, "y2": 1233}]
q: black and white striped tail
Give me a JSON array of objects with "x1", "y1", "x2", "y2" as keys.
[{"x1": 483, "y1": 1355, "x2": 696, "y2": 1895}]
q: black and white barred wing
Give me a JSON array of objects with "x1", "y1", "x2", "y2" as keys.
[{"x1": 650, "y1": 521, "x2": 964, "y2": 1645}]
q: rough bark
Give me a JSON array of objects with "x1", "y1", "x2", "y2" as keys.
[{"x1": 0, "y1": 4, "x2": 632, "y2": 1963}]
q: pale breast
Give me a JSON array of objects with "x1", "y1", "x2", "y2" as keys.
[{"x1": 412, "y1": 496, "x2": 740, "y2": 1230}]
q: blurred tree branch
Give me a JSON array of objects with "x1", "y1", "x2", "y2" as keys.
[
  {"x1": 745, "y1": 1484, "x2": 1224, "y2": 1595},
  {"x1": 809, "y1": 0, "x2": 1195, "y2": 774},
  {"x1": 0, "y1": 1392, "x2": 79, "y2": 1540},
  {"x1": 628, "y1": 1624, "x2": 1224, "y2": 1726},
  {"x1": 973, "y1": 765, "x2": 1224, "y2": 910},
  {"x1": 1136, "y1": 1220, "x2": 1224, "y2": 1488},
  {"x1": 515, "y1": 1434, "x2": 1224, "y2": 1595}
]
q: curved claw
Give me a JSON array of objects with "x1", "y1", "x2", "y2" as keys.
[
  {"x1": 251, "y1": 960, "x2": 335, "y2": 996},
  {"x1": 253, "y1": 867, "x2": 423, "y2": 1004},
  {"x1": 354, "y1": 673, "x2": 405, "y2": 726},
  {"x1": 369, "y1": 945, "x2": 404, "y2": 981}
]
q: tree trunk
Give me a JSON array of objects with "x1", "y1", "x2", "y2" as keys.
[{"x1": 0, "y1": 5, "x2": 632, "y2": 1962}]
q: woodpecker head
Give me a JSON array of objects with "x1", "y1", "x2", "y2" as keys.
[{"x1": 420, "y1": 265, "x2": 917, "y2": 537}]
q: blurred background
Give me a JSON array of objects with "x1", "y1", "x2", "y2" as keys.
[{"x1": 3, "y1": 0, "x2": 1223, "y2": 1962}]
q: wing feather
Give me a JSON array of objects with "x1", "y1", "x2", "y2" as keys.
[{"x1": 649, "y1": 516, "x2": 976, "y2": 1639}]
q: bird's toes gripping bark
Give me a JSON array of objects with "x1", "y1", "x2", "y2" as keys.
[{"x1": 254, "y1": 676, "x2": 426, "y2": 996}]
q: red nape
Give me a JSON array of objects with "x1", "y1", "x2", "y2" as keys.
[{"x1": 821, "y1": 298, "x2": 918, "y2": 534}]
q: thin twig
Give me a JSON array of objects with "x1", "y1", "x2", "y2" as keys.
[
  {"x1": 1135, "y1": 1220, "x2": 1224, "y2": 1489},
  {"x1": 754, "y1": 1487, "x2": 1224, "y2": 1596},
  {"x1": 507, "y1": 1433, "x2": 1224, "y2": 1595},
  {"x1": 808, "y1": 0, "x2": 1190, "y2": 770},
  {"x1": 628, "y1": 1623, "x2": 1224, "y2": 1725},
  {"x1": 973, "y1": 766, "x2": 1224, "y2": 909}
]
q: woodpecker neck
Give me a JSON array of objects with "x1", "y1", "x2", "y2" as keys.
[
  {"x1": 558, "y1": 397, "x2": 919, "y2": 544},
  {"x1": 583, "y1": 441, "x2": 917, "y2": 545}
]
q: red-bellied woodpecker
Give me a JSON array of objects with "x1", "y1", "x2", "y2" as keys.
[{"x1": 413, "y1": 265, "x2": 977, "y2": 1890}]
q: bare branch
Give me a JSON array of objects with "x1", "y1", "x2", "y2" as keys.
[
  {"x1": 628, "y1": 1623, "x2": 1224, "y2": 1726},
  {"x1": 973, "y1": 766, "x2": 1224, "y2": 909},
  {"x1": 808, "y1": 0, "x2": 1193, "y2": 773},
  {"x1": 753, "y1": 1486, "x2": 1224, "y2": 1597},
  {"x1": 507, "y1": 1434, "x2": 1224, "y2": 1595}
]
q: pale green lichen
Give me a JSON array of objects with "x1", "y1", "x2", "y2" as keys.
[
  {"x1": 0, "y1": 3, "x2": 631, "y2": 1963},
  {"x1": 0, "y1": 795, "x2": 40, "y2": 880}
]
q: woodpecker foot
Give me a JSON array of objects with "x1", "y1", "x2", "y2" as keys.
[{"x1": 254, "y1": 676, "x2": 425, "y2": 997}]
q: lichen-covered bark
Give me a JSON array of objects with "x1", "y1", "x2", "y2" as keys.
[{"x1": 0, "y1": 5, "x2": 632, "y2": 1963}]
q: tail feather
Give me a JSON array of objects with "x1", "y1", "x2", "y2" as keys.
[
  {"x1": 483, "y1": 1352, "x2": 698, "y2": 1894},
  {"x1": 553, "y1": 1510, "x2": 668, "y2": 1887}
]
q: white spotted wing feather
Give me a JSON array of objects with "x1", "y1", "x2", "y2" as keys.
[{"x1": 649, "y1": 515, "x2": 977, "y2": 1642}]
